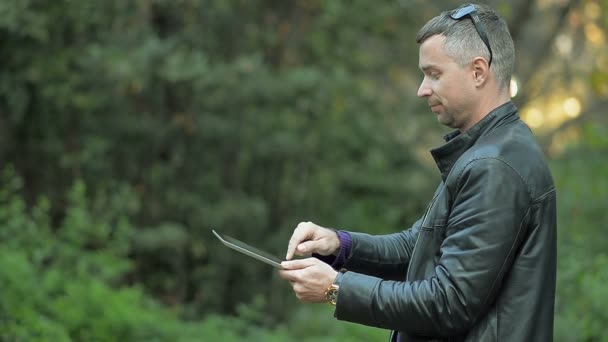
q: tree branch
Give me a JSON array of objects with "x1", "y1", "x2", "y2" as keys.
[
  {"x1": 508, "y1": 0, "x2": 536, "y2": 42},
  {"x1": 515, "y1": 0, "x2": 581, "y2": 109}
]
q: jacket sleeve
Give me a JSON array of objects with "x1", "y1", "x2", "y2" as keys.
[
  {"x1": 335, "y1": 158, "x2": 531, "y2": 336},
  {"x1": 340, "y1": 218, "x2": 421, "y2": 280}
]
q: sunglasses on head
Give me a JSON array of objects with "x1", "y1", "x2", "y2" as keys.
[{"x1": 449, "y1": 3, "x2": 493, "y2": 67}]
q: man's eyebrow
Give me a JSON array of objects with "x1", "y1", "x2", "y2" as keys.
[{"x1": 419, "y1": 64, "x2": 439, "y2": 72}]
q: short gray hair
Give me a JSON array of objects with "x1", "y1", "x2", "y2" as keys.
[{"x1": 416, "y1": 3, "x2": 515, "y2": 91}]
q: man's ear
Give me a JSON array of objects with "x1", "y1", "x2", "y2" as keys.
[{"x1": 471, "y1": 57, "x2": 490, "y2": 87}]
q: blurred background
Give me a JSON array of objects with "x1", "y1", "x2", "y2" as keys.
[{"x1": 0, "y1": 0, "x2": 606, "y2": 341}]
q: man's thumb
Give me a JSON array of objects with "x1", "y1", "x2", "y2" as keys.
[
  {"x1": 296, "y1": 240, "x2": 318, "y2": 254},
  {"x1": 282, "y1": 257, "x2": 318, "y2": 270}
]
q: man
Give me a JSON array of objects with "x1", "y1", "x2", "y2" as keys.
[{"x1": 278, "y1": 3, "x2": 556, "y2": 341}]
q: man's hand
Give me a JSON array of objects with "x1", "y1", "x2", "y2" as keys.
[
  {"x1": 279, "y1": 258, "x2": 338, "y2": 303},
  {"x1": 285, "y1": 221, "x2": 340, "y2": 260}
]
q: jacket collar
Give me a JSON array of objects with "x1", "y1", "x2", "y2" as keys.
[{"x1": 430, "y1": 101, "x2": 519, "y2": 181}]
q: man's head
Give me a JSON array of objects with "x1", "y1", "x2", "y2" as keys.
[{"x1": 415, "y1": 3, "x2": 515, "y2": 131}]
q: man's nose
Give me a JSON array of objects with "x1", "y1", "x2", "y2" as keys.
[{"x1": 417, "y1": 78, "x2": 432, "y2": 98}]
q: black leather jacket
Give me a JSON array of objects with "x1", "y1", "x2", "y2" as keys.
[{"x1": 334, "y1": 102, "x2": 557, "y2": 341}]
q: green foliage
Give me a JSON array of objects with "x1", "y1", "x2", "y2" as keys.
[
  {"x1": 0, "y1": 168, "x2": 390, "y2": 341},
  {"x1": 0, "y1": 0, "x2": 436, "y2": 323},
  {"x1": 0, "y1": 169, "x2": 207, "y2": 341},
  {"x1": 552, "y1": 122, "x2": 608, "y2": 342},
  {"x1": 1, "y1": 0, "x2": 607, "y2": 340},
  {"x1": 286, "y1": 306, "x2": 388, "y2": 341}
]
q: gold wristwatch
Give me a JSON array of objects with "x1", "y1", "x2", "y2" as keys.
[{"x1": 325, "y1": 284, "x2": 340, "y2": 306}]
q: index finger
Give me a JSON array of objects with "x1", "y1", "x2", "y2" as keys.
[{"x1": 285, "y1": 222, "x2": 313, "y2": 260}]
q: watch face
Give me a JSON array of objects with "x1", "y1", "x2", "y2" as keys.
[{"x1": 327, "y1": 288, "x2": 339, "y2": 305}]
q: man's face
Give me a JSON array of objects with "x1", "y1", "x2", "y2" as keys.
[{"x1": 417, "y1": 35, "x2": 477, "y2": 130}]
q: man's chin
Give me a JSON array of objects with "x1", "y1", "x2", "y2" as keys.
[{"x1": 437, "y1": 115, "x2": 456, "y2": 128}]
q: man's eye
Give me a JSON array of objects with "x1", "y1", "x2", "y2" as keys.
[{"x1": 430, "y1": 73, "x2": 440, "y2": 79}]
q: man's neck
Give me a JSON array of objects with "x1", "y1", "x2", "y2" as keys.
[{"x1": 460, "y1": 92, "x2": 511, "y2": 133}]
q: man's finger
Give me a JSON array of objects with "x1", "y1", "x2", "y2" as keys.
[
  {"x1": 285, "y1": 240, "x2": 298, "y2": 260},
  {"x1": 286, "y1": 223, "x2": 313, "y2": 260},
  {"x1": 281, "y1": 257, "x2": 318, "y2": 270},
  {"x1": 278, "y1": 269, "x2": 299, "y2": 282},
  {"x1": 285, "y1": 228, "x2": 302, "y2": 260},
  {"x1": 295, "y1": 240, "x2": 319, "y2": 256}
]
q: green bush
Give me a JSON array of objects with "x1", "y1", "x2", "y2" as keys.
[
  {"x1": 0, "y1": 168, "x2": 213, "y2": 341},
  {"x1": 0, "y1": 166, "x2": 371, "y2": 341}
]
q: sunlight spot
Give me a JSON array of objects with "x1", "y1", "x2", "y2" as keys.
[
  {"x1": 585, "y1": 23, "x2": 605, "y2": 45},
  {"x1": 555, "y1": 34, "x2": 573, "y2": 56},
  {"x1": 510, "y1": 78, "x2": 519, "y2": 98},
  {"x1": 526, "y1": 108, "x2": 544, "y2": 128},
  {"x1": 563, "y1": 97, "x2": 582, "y2": 118}
]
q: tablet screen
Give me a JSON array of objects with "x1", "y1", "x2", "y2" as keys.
[{"x1": 212, "y1": 230, "x2": 284, "y2": 269}]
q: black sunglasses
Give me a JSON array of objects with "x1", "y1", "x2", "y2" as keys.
[{"x1": 449, "y1": 4, "x2": 493, "y2": 67}]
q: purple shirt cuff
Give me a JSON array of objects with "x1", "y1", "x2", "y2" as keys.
[{"x1": 313, "y1": 230, "x2": 352, "y2": 269}]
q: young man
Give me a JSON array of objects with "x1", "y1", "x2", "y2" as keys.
[{"x1": 279, "y1": 3, "x2": 556, "y2": 341}]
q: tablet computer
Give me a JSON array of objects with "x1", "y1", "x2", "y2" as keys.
[{"x1": 212, "y1": 230, "x2": 284, "y2": 269}]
